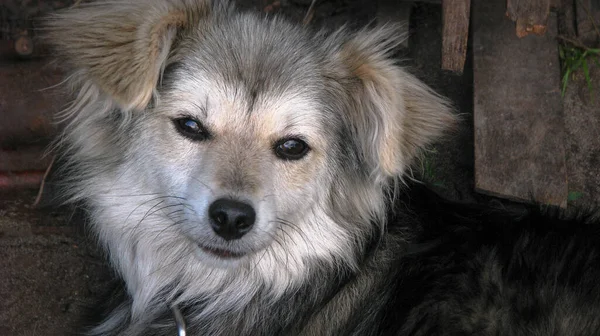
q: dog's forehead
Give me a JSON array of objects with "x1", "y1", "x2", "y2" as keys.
[
  {"x1": 165, "y1": 15, "x2": 332, "y2": 137},
  {"x1": 187, "y1": 14, "x2": 324, "y2": 95},
  {"x1": 167, "y1": 68, "x2": 325, "y2": 138}
]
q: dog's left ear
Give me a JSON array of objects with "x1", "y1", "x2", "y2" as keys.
[
  {"x1": 45, "y1": 0, "x2": 212, "y2": 111},
  {"x1": 334, "y1": 26, "x2": 457, "y2": 181}
]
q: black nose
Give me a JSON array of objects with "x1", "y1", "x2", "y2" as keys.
[{"x1": 208, "y1": 198, "x2": 256, "y2": 240}]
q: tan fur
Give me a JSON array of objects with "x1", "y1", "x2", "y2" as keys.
[
  {"x1": 44, "y1": 0, "x2": 212, "y2": 111},
  {"x1": 339, "y1": 26, "x2": 457, "y2": 180}
]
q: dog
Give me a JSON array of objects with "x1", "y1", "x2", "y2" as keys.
[{"x1": 45, "y1": 1, "x2": 600, "y2": 335}]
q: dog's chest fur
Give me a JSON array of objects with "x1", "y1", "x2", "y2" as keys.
[{"x1": 88, "y1": 184, "x2": 600, "y2": 336}]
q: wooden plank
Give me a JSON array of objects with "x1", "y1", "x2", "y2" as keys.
[
  {"x1": 441, "y1": 0, "x2": 471, "y2": 73},
  {"x1": 506, "y1": 0, "x2": 551, "y2": 37},
  {"x1": 473, "y1": 0, "x2": 568, "y2": 207},
  {"x1": 576, "y1": 0, "x2": 600, "y2": 45},
  {"x1": 0, "y1": 60, "x2": 62, "y2": 147},
  {"x1": 562, "y1": 62, "x2": 600, "y2": 207},
  {"x1": 557, "y1": 0, "x2": 577, "y2": 37},
  {"x1": 0, "y1": 149, "x2": 51, "y2": 172},
  {"x1": 377, "y1": 0, "x2": 412, "y2": 49}
]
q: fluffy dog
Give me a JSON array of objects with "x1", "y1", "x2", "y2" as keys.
[{"x1": 45, "y1": 1, "x2": 600, "y2": 335}]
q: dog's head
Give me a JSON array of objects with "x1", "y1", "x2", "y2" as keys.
[{"x1": 47, "y1": 0, "x2": 454, "y2": 303}]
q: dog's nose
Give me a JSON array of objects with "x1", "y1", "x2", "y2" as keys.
[{"x1": 208, "y1": 198, "x2": 256, "y2": 240}]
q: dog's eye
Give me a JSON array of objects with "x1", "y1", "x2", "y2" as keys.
[
  {"x1": 274, "y1": 138, "x2": 310, "y2": 160},
  {"x1": 173, "y1": 117, "x2": 210, "y2": 141}
]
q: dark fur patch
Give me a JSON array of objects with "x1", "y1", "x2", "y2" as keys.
[{"x1": 384, "y1": 184, "x2": 600, "y2": 335}]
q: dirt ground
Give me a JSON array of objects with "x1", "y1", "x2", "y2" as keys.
[
  {"x1": 0, "y1": 189, "x2": 109, "y2": 335},
  {"x1": 0, "y1": 1, "x2": 598, "y2": 335}
]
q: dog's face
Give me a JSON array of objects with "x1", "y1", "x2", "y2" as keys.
[
  {"x1": 147, "y1": 31, "x2": 339, "y2": 264},
  {"x1": 47, "y1": 0, "x2": 454, "y2": 292}
]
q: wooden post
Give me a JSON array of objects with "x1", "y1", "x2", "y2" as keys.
[{"x1": 441, "y1": 0, "x2": 471, "y2": 73}]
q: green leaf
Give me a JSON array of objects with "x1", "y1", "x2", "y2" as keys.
[
  {"x1": 562, "y1": 69, "x2": 571, "y2": 97},
  {"x1": 582, "y1": 59, "x2": 594, "y2": 100}
]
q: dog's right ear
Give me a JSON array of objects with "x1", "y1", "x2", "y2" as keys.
[
  {"x1": 45, "y1": 0, "x2": 212, "y2": 111},
  {"x1": 329, "y1": 26, "x2": 457, "y2": 183}
]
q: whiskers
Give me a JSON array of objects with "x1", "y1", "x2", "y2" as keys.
[{"x1": 121, "y1": 194, "x2": 192, "y2": 228}]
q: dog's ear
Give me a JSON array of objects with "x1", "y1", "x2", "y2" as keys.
[
  {"x1": 45, "y1": 0, "x2": 212, "y2": 111},
  {"x1": 336, "y1": 26, "x2": 457, "y2": 181}
]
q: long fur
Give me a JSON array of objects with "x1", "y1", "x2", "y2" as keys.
[{"x1": 44, "y1": 1, "x2": 600, "y2": 335}]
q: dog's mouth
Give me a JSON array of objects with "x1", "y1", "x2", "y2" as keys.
[{"x1": 199, "y1": 245, "x2": 246, "y2": 259}]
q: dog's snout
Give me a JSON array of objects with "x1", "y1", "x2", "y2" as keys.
[{"x1": 208, "y1": 198, "x2": 256, "y2": 240}]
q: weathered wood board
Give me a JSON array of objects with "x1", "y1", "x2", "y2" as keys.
[
  {"x1": 473, "y1": 0, "x2": 568, "y2": 207},
  {"x1": 576, "y1": 0, "x2": 600, "y2": 45},
  {"x1": 441, "y1": 0, "x2": 471, "y2": 73},
  {"x1": 562, "y1": 64, "x2": 600, "y2": 208}
]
